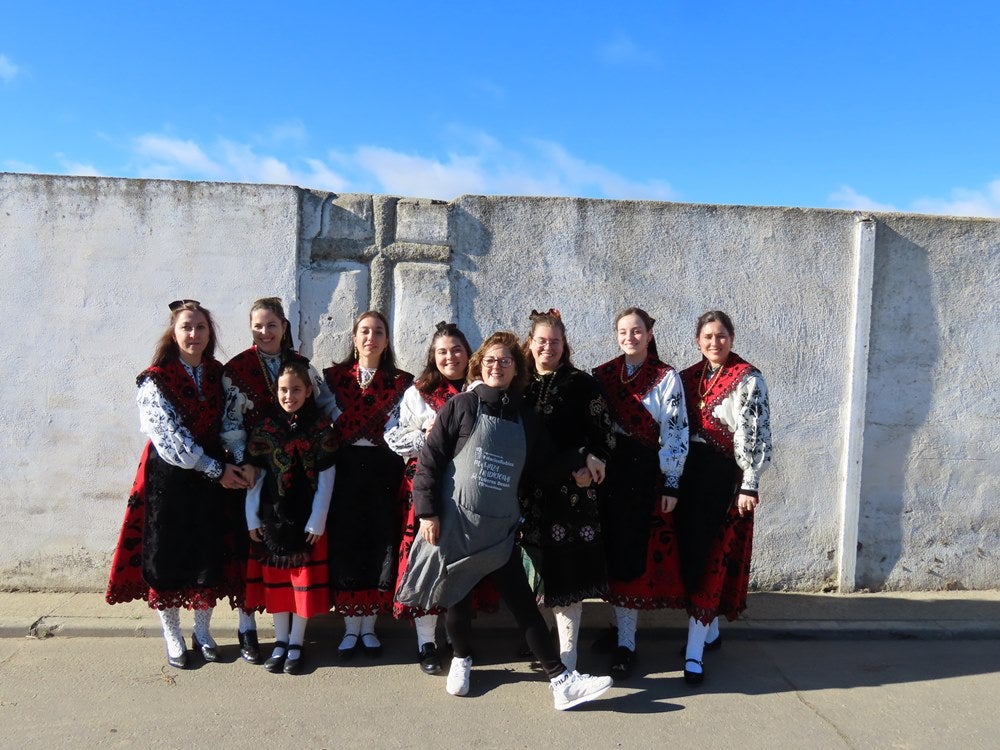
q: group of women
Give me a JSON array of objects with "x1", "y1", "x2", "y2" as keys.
[{"x1": 106, "y1": 296, "x2": 771, "y2": 708}]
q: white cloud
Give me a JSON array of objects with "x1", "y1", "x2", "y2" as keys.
[
  {"x1": 830, "y1": 181, "x2": 1000, "y2": 218},
  {"x1": 134, "y1": 134, "x2": 222, "y2": 177},
  {"x1": 129, "y1": 132, "x2": 348, "y2": 191},
  {"x1": 829, "y1": 185, "x2": 897, "y2": 212},
  {"x1": 598, "y1": 33, "x2": 661, "y2": 67},
  {"x1": 911, "y1": 180, "x2": 1000, "y2": 218},
  {"x1": 3, "y1": 159, "x2": 38, "y2": 173},
  {"x1": 0, "y1": 54, "x2": 19, "y2": 83},
  {"x1": 121, "y1": 127, "x2": 673, "y2": 202},
  {"x1": 54, "y1": 154, "x2": 101, "y2": 177}
]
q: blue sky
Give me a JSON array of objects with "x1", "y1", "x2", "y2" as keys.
[{"x1": 3, "y1": 2, "x2": 999, "y2": 216}]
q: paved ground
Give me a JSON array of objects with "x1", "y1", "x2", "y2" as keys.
[{"x1": 1, "y1": 591, "x2": 999, "y2": 749}]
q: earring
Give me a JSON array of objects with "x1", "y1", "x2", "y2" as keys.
[{"x1": 354, "y1": 347, "x2": 359, "y2": 360}]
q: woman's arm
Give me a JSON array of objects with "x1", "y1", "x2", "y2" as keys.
[
  {"x1": 733, "y1": 372, "x2": 772, "y2": 495},
  {"x1": 305, "y1": 466, "x2": 336, "y2": 542},
  {"x1": 411, "y1": 396, "x2": 464, "y2": 518},
  {"x1": 137, "y1": 378, "x2": 224, "y2": 480},
  {"x1": 384, "y1": 386, "x2": 435, "y2": 459},
  {"x1": 654, "y1": 369, "x2": 690, "y2": 495}
]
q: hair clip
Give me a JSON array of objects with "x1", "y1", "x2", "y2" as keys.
[
  {"x1": 530, "y1": 308, "x2": 561, "y2": 320},
  {"x1": 168, "y1": 299, "x2": 200, "y2": 311}
]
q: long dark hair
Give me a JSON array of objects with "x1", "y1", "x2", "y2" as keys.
[
  {"x1": 251, "y1": 296, "x2": 295, "y2": 354},
  {"x1": 150, "y1": 301, "x2": 219, "y2": 367},
  {"x1": 614, "y1": 306, "x2": 659, "y2": 360},
  {"x1": 337, "y1": 310, "x2": 398, "y2": 373},
  {"x1": 416, "y1": 321, "x2": 473, "y2": 394},
  {"x1": 468, "y1": 331, "x2": 528, "y2": 394},
  {"x1": 695, "y1": 310, "x2": 736, "y2": 339},
  {"x1": 522, "y1": 308, "x2": 574, "y2": 375}
]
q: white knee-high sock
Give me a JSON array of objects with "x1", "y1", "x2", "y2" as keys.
[
  {"x1": 707, "y1": 616, "x2": 720, "y2": 643},
  {"x1": 158, "y1": 607, "x2": 185, "y2": 659},
  {"x1": 686, "y1": 616, "x2": 709, "y2": 673},
  {"x1": 614, "y1": 606, "x2": 638, "y2": 651},
  {"x1": 238, "y1": 609, "x2": 257, "y2": 633},
  {"x1": 414, "y1": 614, "x2": 437, "y2": 648},
  {"x1": 271, "y1": 612, "x2": 291, "y2": 658},
  {"x1": 361, "y1": 614, "x2": 380, "y2": 647},
  {"x1": 553, "y1": 602, "x2": 583, "y2": 671},
  {"x1": 288, "y1": 614, "x2": 308, "y2": 659},
  {"x1": 193, "y1": 607, "x2": 215, "y2": 646}
]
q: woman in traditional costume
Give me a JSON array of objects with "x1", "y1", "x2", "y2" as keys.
[
  {"x1": 519, "y1": 309, "x2": 615, "y2": 672},
  {"x1": 106, "y1": 300, "x2": 249, "y2": 669},
  {"x1": 591, "y1": 307, "x2": 689, "y2": 680},
  {"x1": 324, "y1": 310, "x2": 413, "y2": 659},
  {"x1": 675, "y1": 310, "x2": 771, "y2": 684},
  {"x1": 221, "y1": 297, "x2": 337, "y2": 663},
  {"x1": 396, "y1": 332, "x2": 613, "y2": 710},
  {"x1": 244, "y1": 361, "x2": 338, "y2": 674}
]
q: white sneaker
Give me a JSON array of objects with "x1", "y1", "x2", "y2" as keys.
[
  {"x1": 446, "y1": 656, "x2": 473, "y2": 696},
  {"x1": 552, "y1": 670, "x2": 613, "y2": 710}
]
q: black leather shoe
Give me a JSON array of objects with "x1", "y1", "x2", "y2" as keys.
[
  {"x1": 609, "y1": 645, "x2": 635, "y2": 680},
  {"x1": 264, "y1": 641, "x2": 288, "y2": 673},
  {"x1": 684, "y1": 658, "x2": 705, "y2": 685},
  {"x1": 166, "y1": 651, "x2": 188, "y2": 669},
  {"x1": 360, "y1": 633, "x2": 382, "y2": 658},
  {"x1": 591, "y1": 625, "x2": 618, "y2": 654},
  {"x1": 283, "y1": 644, "x2": 304, "y2": 675},
  {"x1": 239, "y1": 629, "x2": 262, "y2": 664},
  {"x1": 418, "y1": 642, "x2": 441, "y2": 675},
  {"x1": 338, "y1": 633, "x2": 359, "y2": 660},
  {"x1": 192, "y1": 635, "x2": 218, "y2": 663}
]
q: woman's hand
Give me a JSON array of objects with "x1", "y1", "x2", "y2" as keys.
[
  {"x1": 572, "y1": 467, "x2": 593, "y2": 488},
  {"x1": 221, "y1": 463, "x2": 251, "y2": 490},
  {"x1": 305, "y1": 532, "x2": 320, "y2": 545},
  {"x1": 585, "y1": 454, "x2": 607, "y2": 484},
  {"x1": 419, "y1": 516, "x2": 441, "y2": 545},
  {"x1": 241, "y1": 464, "x2": 260, "y2": 486},
  {"x1": 736, "y1": 493, "x2": 759, "y2": 517},
  {"x1": 249, "y1": 528, "x2": 262, "y2": 542},
  {"x1": 660, "y1": 494, "x2": 678, "y2": 514}
]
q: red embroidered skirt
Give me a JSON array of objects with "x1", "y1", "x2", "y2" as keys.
[{"x1": 245, "y1": 532, "x2": 331, "y2": 618}]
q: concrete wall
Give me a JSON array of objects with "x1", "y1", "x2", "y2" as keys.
[{"x1": 0, "y1": 172, "x2": 997, "y2": 592}]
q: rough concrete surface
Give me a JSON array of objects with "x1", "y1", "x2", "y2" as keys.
[{"x1": 1, "y1": 172, "x2": 998, "y2": 594}]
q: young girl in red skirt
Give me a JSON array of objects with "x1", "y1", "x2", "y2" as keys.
[{"x1": 244, "y1": 361, "x2": 338, "y2": 674}]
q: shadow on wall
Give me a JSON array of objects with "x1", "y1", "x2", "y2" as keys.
[
  {"x1": 448, "y1": 201, "x2": 493, "y2": 347},
  {"x1": 857, "y1": 223, "x2": 936, "y2": 589}
]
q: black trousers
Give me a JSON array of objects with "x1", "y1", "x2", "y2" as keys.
[{"x1": 445, "y1": 547, "x2": 566, "y2": 679}]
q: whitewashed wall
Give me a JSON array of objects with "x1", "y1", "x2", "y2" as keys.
[{"x1": 1, "y1": 173, "x2": 997, "y2": 592}]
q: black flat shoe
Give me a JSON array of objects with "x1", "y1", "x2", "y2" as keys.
[
  {"x1": 591, "y1": 625, "x2": 618, "y2": 654},
  {"x1": 684, "y1": 658, "x2": 705, "y2": 685},
  {"x1": 192, "y1": 635, "x2": 218, "y2": 663},
  {"x1": 609, "y1": 645, "x2": 635, "y2": 680},
  {"x1": 239, "y1": 629, "x2": 262, "y2": 664},
  {"x1": 338, "y1": 633, "x2": 359, "y2": 661},
  {"x1": 283, "y1": 644, "x2": 304, "y2": 675},
  {"x1": 166, "y1": 651, "x2": 189, "y2": 669},
  {"x1": 418, "y1": 642, "x2": 441, "y2": 675},
  {"x1": 360, "y1": 633, "x2": 382, "y2": 658},
  {"x1": 264, "y1": 641, "x2": 288, "y2": 673}
]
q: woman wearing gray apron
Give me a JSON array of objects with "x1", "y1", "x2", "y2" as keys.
[{"x1": 397, "y1": 331, "x2": 614, "y2": 711}]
